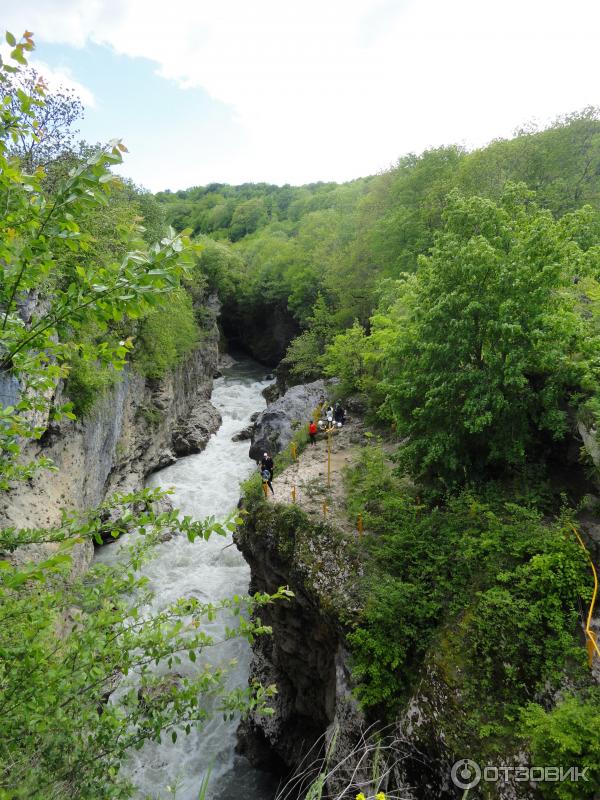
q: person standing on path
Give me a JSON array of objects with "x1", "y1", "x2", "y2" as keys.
[
  {"x1": 261, "y1": 467, "x2": 274, "y2": 495},
  {"x1": 260, "y1": 452, "x2": 274, "y2": 476},
  {"x1": 260, "y1": 452, "x2": 275, "y2": 494},
  {"x1": 326, "y1": 406, "x2": 334, "y2": 427},
  {"x1": 308, "y1": 420, "x2": 318, "y2": 445}
]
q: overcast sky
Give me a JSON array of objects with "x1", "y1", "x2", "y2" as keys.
[{"x1": 4, "y1": 0, "x2": 600, "y2": 192}]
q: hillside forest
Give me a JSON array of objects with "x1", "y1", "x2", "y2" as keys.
[{"x1": 2, "y1": 30, "x2": 600, "y2": 800}]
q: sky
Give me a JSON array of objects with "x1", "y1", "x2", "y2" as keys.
[{"x1": 3, "y1": 0, "x2": 600, "y2": 192}]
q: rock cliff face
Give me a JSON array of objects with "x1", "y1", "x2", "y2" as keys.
[
  {"x1": 249, "y1": 378, "x2": 331, "y2": 461},
  {"x1": 220, "y1": 302, "x2": 300, "y2": 367},
  {"x1": 235, "y1": 503, "x2": 363, "y2": 779},
  {"x1": 0, "y1": 302, "x2": 222, "y2": 572}
]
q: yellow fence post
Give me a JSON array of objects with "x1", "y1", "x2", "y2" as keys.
[
  {"x1": 569, "y1": 523, "x2": 600, "y2": 667},
  {"x1": 322, "y1": 501, "x2": 328, "y2": 517},
  {"x1": 290, "y1": 441, "x2": 297, "y2": 461},
  {"x1": 291, "y1": 484, "x2": 297, "y2": 504}
]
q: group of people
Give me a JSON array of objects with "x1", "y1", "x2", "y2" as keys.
[
  {"x1": 307, "y1": 399, "x2": 346, "y2": 445},
  {"x1": 259, "y1": 398, "x2": 347, "y2": 489},
  {"x1": 332, "y1": 401, "x2": 346, "y2": 427},
  {"x1": 322, "y1": 400, "x2": 346, "y2": 428}
]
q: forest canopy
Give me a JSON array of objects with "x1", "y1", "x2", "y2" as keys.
[{"x1": 157, "y1": 106, "x2": 600, "y2": 489}]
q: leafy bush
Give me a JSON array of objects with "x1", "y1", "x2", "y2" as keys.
[
  {"x1": 132, "y1": 288, "x2": 199, "y2": 378},
  {"x1": 241, "y1": 470, "x2": 265, "y2": 509},
  {"x1": 66, "y1": 355, "x2": 119, "y2": 416},
  {"x1": 520, "y1": 692, "x2": 600, "y2": 799},
  {"x1": 321, "y1": 321, "x2": 369, "y2": 397},
  {"x1": 345, "y1": 446, "x2": 590, "y2": 714},
  {"x1": 281, "y1": 295, "x2": 335, "y2": 381},
  {"x1": 465, "y1": 544, "x2": 588, "y2": 702}
]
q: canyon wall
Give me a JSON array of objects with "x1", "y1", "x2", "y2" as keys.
[{"x1": 0, "y1": 298, "x2": 222, "y2": 573}]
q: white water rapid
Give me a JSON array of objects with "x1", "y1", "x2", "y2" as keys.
[{"x1": 96, "y1": 359, "x2": 279, "y2": 800}]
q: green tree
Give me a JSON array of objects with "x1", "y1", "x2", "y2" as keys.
[
  {"x1": 132, "y1": 287, "x2": 199, "y2": 379},
  {"x1": 229, "y1": 197, "x2": 268, "y2": 241},
  {"x1": 381, "y1": 184, "x2": 600, "y2": 489},
  {"x1": 321, "y1": 320, "x2": 369, "y2": 396},
  {"x1": 3, "y1": 60, "x2": 85, "y2": 170},
  {"x1": 281, "y1": 294, "x2": 335, "y2": 380}
]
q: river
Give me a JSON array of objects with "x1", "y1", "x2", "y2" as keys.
[{"x1": 96, "y1": 358, "x2": 279, "y2": 800}]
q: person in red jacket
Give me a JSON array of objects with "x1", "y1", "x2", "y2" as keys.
[{"x1": 308, "y1": 420, "x2": 318, "y2": 445}]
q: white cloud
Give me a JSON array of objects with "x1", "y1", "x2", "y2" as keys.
[{"x1": 4, "y1": 0, "x2": 600, "y2": 187}]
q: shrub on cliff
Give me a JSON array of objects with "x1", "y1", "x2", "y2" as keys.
[
  {"x1": 131, "y1": 287, "x2": 199, "y2": 379},
  {"x1": 520, "y1": 692, "x2": 600, "y2": 799},
  {"x1": 345, "y1": 447, "x2": 590, "y2": 722}
]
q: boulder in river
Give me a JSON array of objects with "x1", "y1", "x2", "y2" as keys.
[
  {"x1": 232, "y1": 424, "x2": 254, "y2": 442},
  {"x1": 261, "y1": 382, "x2": 280, "y2": 404},
  {"x1": 249, "y1": 379, "x2": 332, "y2": 461},
  {"x1": 172, "y1": 398, "x2": 222, "y2": 456}
]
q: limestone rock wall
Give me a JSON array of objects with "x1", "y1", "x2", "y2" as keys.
[
  {"x1": 249, "y1": 378, "x2": 332, "y2": 461},
  {"x1": 234, "y1": 502, "x2": 368, "y2": 789},
  {"x1": 0, "y1": 303, "x2": 222, "y2": 573}
]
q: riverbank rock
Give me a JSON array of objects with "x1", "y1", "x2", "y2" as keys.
[
  {"x1": 214, "y1": 351, "x2": 237, "y2": 377},
  {"x1": 232, "y1": 424, "x2": 254, "y2": 442},
  {"x1": 249, "y1": 379, "x2": 332, "y2": 461},
  {"x1": 218, "y1": 352, "x2": 237, "y2": 370},
  {"x1": 262, "y1": 382, "x2": 280, "y2": 404},
  {"x1": 172, "y1": 393, "x2": 222, "y2": 456},
  {"x1": 235, "y1": 502, "x2": 363, "y2": 777}
]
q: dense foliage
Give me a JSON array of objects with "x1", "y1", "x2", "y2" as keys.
[
  {"x1": 344, "y1": 446, "x2": 590, "y2": 709},
  {"x1": 380, "y1": 187, "x2": 600, "y2": 489},
  {"x1": 520, "y1": 691, "x2": 600, "y2": 799},
  {"x1": 340, "y1": 443, "x2": 600, "y2": 796},
  {"x1": 156, "y1": 108, "x2": 600, "y2": 378},
  {"x1": 168, "y1": 102, "x2": 600, "y2": 795}
]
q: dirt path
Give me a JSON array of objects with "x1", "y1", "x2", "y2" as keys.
[{"x1": 269, "y1": 416, "x2": 366, "y2": 533}]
